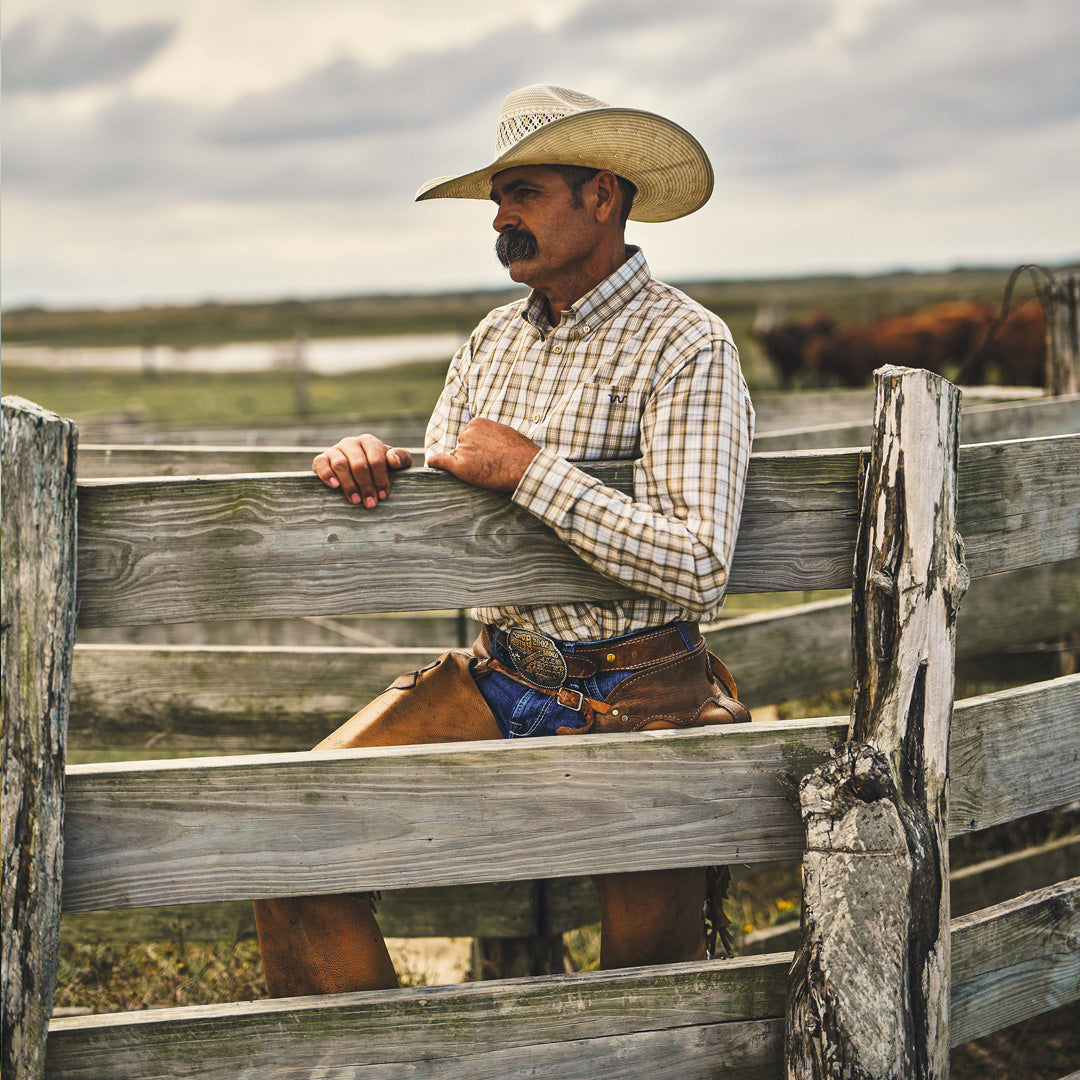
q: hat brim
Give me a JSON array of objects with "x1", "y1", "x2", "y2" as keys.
[{"x1": 415, "y1": 107, "x2": 713, "y2": 223}]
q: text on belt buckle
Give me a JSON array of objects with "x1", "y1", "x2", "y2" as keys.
[{"x1": 507, "y1": 627, "x2": 567, "y2": 690}]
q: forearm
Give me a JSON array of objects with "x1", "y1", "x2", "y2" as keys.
[{"x1": 513, "y1": 447, "x2": 740, "y2": 615}]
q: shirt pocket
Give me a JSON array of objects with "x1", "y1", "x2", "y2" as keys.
[{"x1": 540, "y1": 382, "x2": 644, "y2": 460}]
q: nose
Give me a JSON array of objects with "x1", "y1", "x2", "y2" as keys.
[{"x1": 493, "y1": 202, "x2": 518, "y2": 233}]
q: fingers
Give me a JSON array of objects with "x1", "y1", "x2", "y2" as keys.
[
  {"x1": 425, "y1": 449, "x2": 453, "y2": 473},
  {"x1": 312, "y1": 435, "x2": 411, "y2": 507}
]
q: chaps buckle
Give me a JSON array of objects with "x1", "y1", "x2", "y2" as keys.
[
  {"x1": 556, "y1": 686, "x2": 585, "y2": 711},
  {"x1": 507, "y1": 627, "x2": 567, "y2": 690}
]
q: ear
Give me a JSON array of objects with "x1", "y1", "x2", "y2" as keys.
[{"x1": 592, "y1": 171, "x2": 620, "y2": 224}]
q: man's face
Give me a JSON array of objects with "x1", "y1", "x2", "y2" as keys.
[{"x1": 489, "y1": 165, "x2": 602, "y2": 297}]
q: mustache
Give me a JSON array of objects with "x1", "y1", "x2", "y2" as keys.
[{"x1": 495, "y1": 228, "x2": 539, "y2": 267}]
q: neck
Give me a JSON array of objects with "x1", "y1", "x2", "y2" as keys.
[{"x1": 541, "y1": 240, "x2": 629, "y2": 323}]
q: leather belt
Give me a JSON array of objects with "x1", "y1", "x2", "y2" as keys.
[{"x1": 479, "y1": 621, "x2": 701, "y2": 682}]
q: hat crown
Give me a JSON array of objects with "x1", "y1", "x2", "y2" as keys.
[{"x1": 494, "y1": 84, "x2": 610, "y2": 156}]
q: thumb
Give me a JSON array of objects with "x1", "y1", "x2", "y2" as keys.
[{"x1": 387, "y1": 448, "x2": 413, "y2": 469}]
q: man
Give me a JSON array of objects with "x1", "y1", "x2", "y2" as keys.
[{"x1": 254, "y1": 84, "x2": 755, "y2": 996}]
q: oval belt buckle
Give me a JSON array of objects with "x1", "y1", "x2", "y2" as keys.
[{"x1": 507, "y1": 627, "x2": 568, "y2": 690}]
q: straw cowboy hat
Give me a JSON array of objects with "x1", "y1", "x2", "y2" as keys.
[{"x1": 415, "y1": 84, "x2": 714, "y2": 223}]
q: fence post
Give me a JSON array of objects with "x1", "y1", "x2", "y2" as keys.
[
  {"x1": 2, "y1": 397, "x2": 79, "y2": 1080},
  {"x1": 1045, "y1": 271, "x2": 1079, "y2": 397},
  {"x1": 785, "y1": 367, "x2": 967, "y2": 1078}
]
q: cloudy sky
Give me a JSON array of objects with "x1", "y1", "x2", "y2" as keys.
[{"x1": 2, "y1": 0, "x2": 1078, "y2": 309}]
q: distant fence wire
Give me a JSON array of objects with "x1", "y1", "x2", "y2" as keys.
[{"x1": 955, "y1": 262, "x2": 1057, "y2": 384}]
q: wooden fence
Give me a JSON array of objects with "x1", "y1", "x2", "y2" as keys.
[
  {"x1": 3, "y1": 366, "x2": 1079, "y2": 1078},
  {"x1": 73, "y1": 389, "x2": 1078, "y2": 479},
  {"x1": 70, "y1": 383, "x2": 1043, "y2": 452}
]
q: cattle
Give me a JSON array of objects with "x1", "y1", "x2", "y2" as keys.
[
  {"x1": 754, "y1": 299, "x2": 1047, "y2": 387},
  {"x1": 751, "y1": 309, "x2": 837, "y2": 387}
]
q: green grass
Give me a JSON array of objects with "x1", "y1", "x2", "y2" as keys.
[
  {"x1": 3, "y1": 264, "x2": 1060, "y2": 396},
  {"x1": 1, "y1": 359, "x2": 449, "y2": 430},
  {"x1": 3, "y1": 266, "x2": 1046, "y2": 350},
  {"x1": 1, "y1": 291, "x2": 524, "y2": 349},
  {"x1": 55, "y1": 940, "x2": 266, "y2": 1014}
]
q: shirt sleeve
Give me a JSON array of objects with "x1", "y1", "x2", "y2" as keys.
[
  {"x1": 424, "y1": 341, "x2": 472, "y2": 458},
  {"x1": 511, "y1": 338, "x2": 753, "y2": 616}
]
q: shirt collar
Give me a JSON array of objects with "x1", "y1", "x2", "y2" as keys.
[{"x1": 520, "y1": 246, "x2": 651, "y2": 335}]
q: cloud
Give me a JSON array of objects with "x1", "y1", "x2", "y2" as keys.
[
  {"x1": 3, "y1": 0, "x2": 1078, "y2": 306},
  {"x1": 2, "y1": 14, "x2": 175, "y2": 95},
  {"x1": 6, "y1": 0, "x2": 1079, "y2": 206},
  {"x1": 203, "y1": 36, "x2": 523, "y2": 145},
  {"x1": 682, "y1": 0, "x2": 1080, "y2": 188}
]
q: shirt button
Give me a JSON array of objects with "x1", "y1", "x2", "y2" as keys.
[
  {"x1": 532, "y1": 413, "x2": 542, "y2": 423},
  {"x1": 552, "y1": 345, "x2": 563, "y2": 354}
]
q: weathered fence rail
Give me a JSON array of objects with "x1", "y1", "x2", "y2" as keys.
[
  {"x1": 40, "y1": 876, "x2": 1080, "y2": 1079},
  {"x1": 73, "y1": 391, "x2": 1079, "y2": 477},
  {"x1": 70, "y1": 433, "x2": 1080, "y2": 628},
  {"x1": 59, "y1": 829, "x2": 1080, "y2": 955},
  {"x1": 64, "y1": 556, "x2": 1080, "y2": 750},
  {"x1": 69, "y1": 384, "x2": 1042, "y2": 451},
  {"x1": 57, "y1": 675, "x2": 1079, "y2": 912},
  {"x1": 3, "y1": 359, "x2": 1079, "y2": 1079},
  {"x1": 752, "y1": 390, "x2": 1080, "y2": 451}
]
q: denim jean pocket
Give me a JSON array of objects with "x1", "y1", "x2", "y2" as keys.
[{"x1": 507, "y1": 689, "x2": 553, "y2": 738}]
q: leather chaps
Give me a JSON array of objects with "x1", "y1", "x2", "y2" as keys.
[{"x1": 254, "y1": 642, "x2": 748, "y2": 997}]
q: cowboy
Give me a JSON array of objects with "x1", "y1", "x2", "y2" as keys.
[{"x1": 254, "y1": 85, "x2": 755, "y2": 996}]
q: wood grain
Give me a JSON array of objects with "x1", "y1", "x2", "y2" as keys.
[
  {"x1": 59, "y1": 720, "x2": 839, "y2": 912},
  {"x1": 46, "y1": 959, "x2": 788, "y2": 1080},
  {"x1": 949, "y1": 674, "x2": 1080, "y2": 833},
  {"x1": 43, "y1": 877, "x2": 1080, "y2": 1079},
  {"x1": 753, "y1": 392, "x2": 1080, "y2": 452},
  {"x1": 78, "y1": 444, "x2": 325, "y2": 479},
  {"x1": 787, "y1": 368, "x2": 963, "y2": 1078},
  {"x1": 77, "y1": 392, "x2": 1079, "y2": 476},
  {"x1": 951, "y1": 875, "x2": 1080, "y2": 1045},
  {"x1": 63, "y1": 557, "x2": 1080, "y2": 751},
  {"x1": 57, "y1": 675, "x2": 1079, "y2": 913},
  {"x1": 68, "y1": 645, "x2": 428, "y2": 752},
  {"x1": 59, "y1": 833, "x2": 1078, "y2": 950},
  {"x1": 71, "y1": 434, "x2": 1080, "y2": 627},
  {"x1": 1, "y1": 396, "x2": 79, "y2": 1080}
]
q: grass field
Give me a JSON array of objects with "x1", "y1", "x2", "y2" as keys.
[
  {"x1": 1, "y1": 359, "x2": 449, "y2": 429},
  {"x1": 2, "y1": 264, "x2": 1048, "y2": 350},
  {"x1": 2, "y1": 262, "x2": 1057, "y2": 433}
]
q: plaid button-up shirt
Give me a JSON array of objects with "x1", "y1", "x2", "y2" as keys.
[{"x1": 425, "y1": 247, "x2": 755, "y2": 641}]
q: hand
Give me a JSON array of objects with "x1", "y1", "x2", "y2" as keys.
[
  {"x1": 427, "y1": 417, "x2": 540, "y2": 492},
  {"x1": 312, "y1": 434, "x2": 413, "y2": 507}
]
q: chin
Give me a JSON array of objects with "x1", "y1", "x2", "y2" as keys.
[{"x1": 506, "y1": 261, "x2": 535, "y2": 285}]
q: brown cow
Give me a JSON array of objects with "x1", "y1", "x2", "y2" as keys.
[
  {"x1": 755, "y1": 300, "x2": 1006, "y2": 387},
  {"x1": 751, "y1": 310, "x2": 836, "y2": 387}
]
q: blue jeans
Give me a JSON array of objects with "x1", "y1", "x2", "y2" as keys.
[{"x1": 477, "y1": 623, "x2": 696, "y2": 738}]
